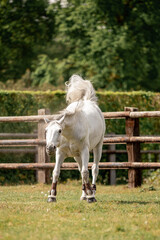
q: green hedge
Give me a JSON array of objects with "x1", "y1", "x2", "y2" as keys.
[
  {"x1": 0, "y1": 90, "x2": 159, "y2": 133},
  {"x1": 0, "y1": 90, "x2": 160, "y2": 184}
]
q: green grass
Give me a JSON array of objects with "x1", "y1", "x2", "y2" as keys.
[{"x1": 0, "y1": 181, "x2": 160, "y2": 240}]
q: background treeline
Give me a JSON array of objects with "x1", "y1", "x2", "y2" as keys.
[
  {"x1": 0, "y1": 90, "x2": 159, "y2": 184},
  {"x1": 0, "y1": 0, "x2": 160, "y2": 91}
]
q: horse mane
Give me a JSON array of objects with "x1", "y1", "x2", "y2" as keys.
[
  {"x1": 65, "y1": 75, "x2": 97, "y2": 104},
  {"x1": 48, "y1": 75, "x2": 97, "y2": 122}
]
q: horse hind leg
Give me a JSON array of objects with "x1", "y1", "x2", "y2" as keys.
[
  {"x1": 91, "y1": 163, "x2": 98, "y2": 199},
  {"x1": 91, "y1": 142, "x2": 103, "y2": 200},
  {"x1": 81, "y1": 147, "x2": 97, "y2": 203}
]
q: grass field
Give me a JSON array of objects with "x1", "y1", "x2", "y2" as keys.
[{"x1": 0, "y1": 181, "x2": 160, "y2": 240}]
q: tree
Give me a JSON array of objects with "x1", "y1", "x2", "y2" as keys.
[
  {"x1": 1, "y1": 0, "x2": 160, "y2": 91},
  {"x1": 45, "y1": 0, "x2": 160, "y2": 91},
  {"x1": 95, "y1": 0, "x2": 160, "y2": 91},
  {"x1": 0, "y1": 0, "x2": 55, "y2": 82}
]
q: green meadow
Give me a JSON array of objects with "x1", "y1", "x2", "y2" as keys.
[{"x1": 0, "y1": 181, "x2": 160, "y2": 240}]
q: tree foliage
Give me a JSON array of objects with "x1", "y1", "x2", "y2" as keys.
[
  {"x1": 0, "y1": 0, "x2": 160, "y2": 91},
  {"x1": 46, "y1": 0, "x2": 160, "y2": 91},
  {"x1": 0, "y1": 0, "x2": 55, "y2": 82}
]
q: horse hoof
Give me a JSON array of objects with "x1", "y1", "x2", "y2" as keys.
[
  {"x1": 47, "y1": 197, "x2": 56, "y2": 203},
  {"x1": 80, "y1": 196, "x2": 87, "y2": 201},
  {"x1": 87, "y1": 197, "x2": 97, "y2": 203}
]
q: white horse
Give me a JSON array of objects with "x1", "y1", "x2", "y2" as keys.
[{"x1": 46, "y1": 75, "x2": 105, "y2": 203}]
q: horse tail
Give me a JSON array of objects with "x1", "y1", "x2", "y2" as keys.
[{"x1": 65, "y1": 75, "x2": 97, "y2": 104}]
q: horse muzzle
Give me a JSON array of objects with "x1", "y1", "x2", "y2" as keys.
[{"x1": 46, "y1": 145, "x2": 56, "y2": 155}]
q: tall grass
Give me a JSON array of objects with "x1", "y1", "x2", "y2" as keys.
[{"x1": 0, "y1": 181, "x2": 160, "y2": 240}]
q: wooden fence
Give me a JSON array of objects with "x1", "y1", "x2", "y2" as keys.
[{"x1": 0, "y1": 107, "x2": 160, "y2": 187}]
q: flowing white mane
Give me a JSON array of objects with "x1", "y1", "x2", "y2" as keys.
[{"x1": 65, "y1": 75, "x2": 97, "y2": 104}]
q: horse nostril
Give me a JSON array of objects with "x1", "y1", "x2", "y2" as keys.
[{"x1": 49, "y1": 146, "x2": 52, "y2": 151}]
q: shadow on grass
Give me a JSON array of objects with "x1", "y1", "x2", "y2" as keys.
[{"x1": 117, "y1": 200, "x2": 160, "y2": 205}]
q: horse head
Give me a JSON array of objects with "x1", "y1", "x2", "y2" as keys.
[{"x1": 45, "y1": 115, "x2": 65, "y2": 155}]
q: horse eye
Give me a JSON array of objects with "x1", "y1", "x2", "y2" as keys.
[{"x1": 59, "y1": 129, "x2": 62, "y2": 133}]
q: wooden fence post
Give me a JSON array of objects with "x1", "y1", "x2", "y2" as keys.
[
  {"x1": 37, "y1": 109, "x2": 50, "y2": 184},
  {"x1": 125, "y1": 107, "x2": 142, "y2": 188},
  {"x1": 108, "y1": 135, "x2": 116, "y2": 185}
]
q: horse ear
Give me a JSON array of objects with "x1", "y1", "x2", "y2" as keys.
[
  {"x1": 44, "y1": 118, "x2": 50, "y2": 124},
  {"x1": 57, "y1": 115, "x2": 66, "y2": 125}
]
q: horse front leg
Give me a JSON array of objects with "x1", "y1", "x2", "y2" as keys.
[
  {"x1": 74, "y1": 156, "x2": 87, "y2": 201},
  {"x1": 48, "y1": 150, "x2": 65, "y2": 203},
  {"x1": 81, "y1": 147, "x2": 96, "y2": 203}
]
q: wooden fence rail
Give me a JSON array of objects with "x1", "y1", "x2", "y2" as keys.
[
  {"x1": 0, "y1": 110, "x2": 159, "y2": 122},
  {"x1": 103, "y1": 110, "x2": 160, "y2": 119},
  {"x1": 104, "y1": 136, "x2": 160, "y2": 143},
  {"x1": 1, "y1": 162, "x2": 160, "y2": 170},
  {"x1": 0, "y1": 136, "x2": 159, "y2": 146},
  {"x1": 0, "y1": 147, "x2": 159, "y2": 154},
  {"x1": 0, "y1": 139, "x2": 45, "y2": 146},
  {"x1": 0, "y1": 133, "x2": 37, "y2": 138},
  {"x1": 0, "y1": 107, "x2": 160, "y2": 187}
]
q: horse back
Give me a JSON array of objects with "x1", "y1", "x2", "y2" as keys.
[{"x1": 80, "y1": 101, "x2": 105, "y2": 149}]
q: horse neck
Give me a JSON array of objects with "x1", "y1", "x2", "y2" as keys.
[{"x1": 61, "y1": 114, "x2": 77, "y2": 140}]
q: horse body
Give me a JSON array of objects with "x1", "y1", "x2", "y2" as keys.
[
  {"x1": 61, "y1": 101, "x2": 104, "y2": 154},
  {"x1": 46, "y1": 75, "x2": 105, "y2": 203}
]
